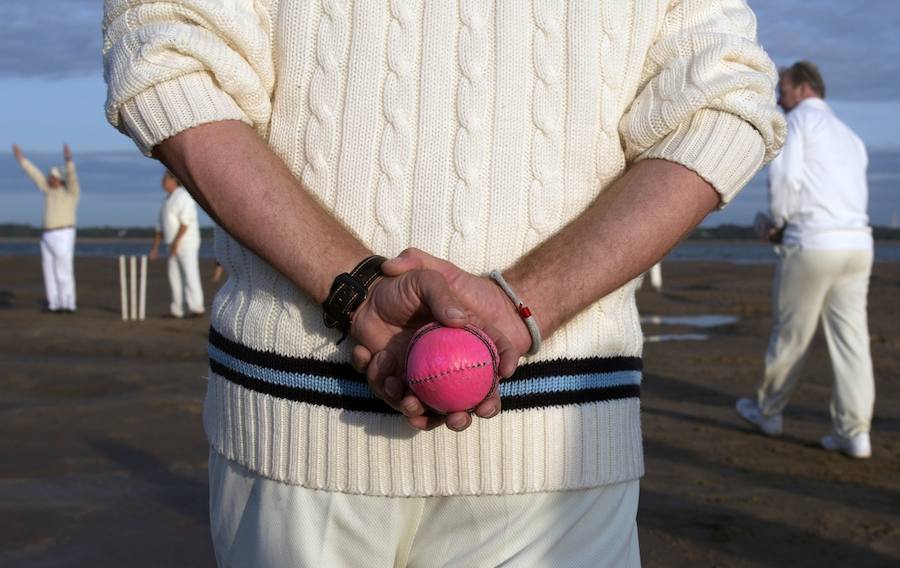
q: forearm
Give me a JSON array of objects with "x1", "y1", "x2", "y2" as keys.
[
  {"x1": 155, "y1": 120, "x2": 370, "y2": 303},
  {"x1": 19, "y1": 158, "x2": 48, "y2": 192},
  {"x1": 505, "y1": 159, "x2": 719, "y2": 338},
  {"x1": 66, "y1": 161, "x2": 79, "y2": 196},
  {"x1": 170, "y1": 224, "x2": 188, "y2": 251},
  {"x1": 768, "y1": 172, "x2": 794, "y2": 228},
  {"x1": 768, "y1": 188, "x2": 790, "y2": 229},
  {"x1": 151, "y1": 232, "x2": 162, "y2": 251}
]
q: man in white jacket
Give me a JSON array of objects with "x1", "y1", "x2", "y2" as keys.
[
  {"x1": 150, "y1": 171, "x2": 204, "y2": 318},
  {"x1": 737, "y1": 61, "x2": 875, "y2": 459}
]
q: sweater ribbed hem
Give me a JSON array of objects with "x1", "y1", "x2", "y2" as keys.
[
  {"x1": 119, "y1": 72, "x2": 251, "y2": 155},
  {"x1": 639, "y1": 109, "x2": 766, "y2": 206},
  {"x1": 203, "y1": 372, "x2": 644, "y2": 497}
]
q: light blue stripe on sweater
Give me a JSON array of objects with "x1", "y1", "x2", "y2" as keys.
[
  {"x1": 208, "y1": 345, "x2": 375, "y2": 398},
  {"x1": 499, "y1": 371, "x2": 641, "y2": 397},
  {"x1": 211, "y1": 345, "x2": 641, "y2": 398}
]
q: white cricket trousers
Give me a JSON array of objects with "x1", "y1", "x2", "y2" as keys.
[
  {"x1": 167, "y1": 244, "x2": 204, "y2": 316},
  {"x1": 208, "y1": 450, "x2": 641, "y2": 568},
  {"x1": 40, "y1": 227, "x2": 76, "y2": 311},
  {"x1": 649, "y1": 262, "x2": 663, "y2": 291},
  {"x1": 757, "y1": 246, "x2": 875, "y2": 438}
]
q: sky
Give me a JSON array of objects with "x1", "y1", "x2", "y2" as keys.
[{"x1": 1, "y1": 0, "x2": 899, "y2": 227}]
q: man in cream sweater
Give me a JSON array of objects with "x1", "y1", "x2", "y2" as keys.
[
  {"x1": 13, "y1": 144, "x2": 80, "y2": 313},
  {"x1": 103, "y1": 1, "x2": 785, "y2": 565},
  {"x1": 737, "y1": 61, "x2": 875, "y2": 459}
]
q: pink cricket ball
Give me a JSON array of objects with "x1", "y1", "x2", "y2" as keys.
[{"x1": 405, "y1": 322, "x2": 499, "y2": 414}]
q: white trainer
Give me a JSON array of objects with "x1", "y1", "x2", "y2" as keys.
[
  {"x1": 735, "y1": 398, "x2": 783, "y2": 436},
  {"x1": 821, "y1": 433, "x2": 872, "y2": 459}
]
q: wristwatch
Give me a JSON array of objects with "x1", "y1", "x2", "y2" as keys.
[{"x1": 322, "y1": 255, "x2": 387, "y2": 341}]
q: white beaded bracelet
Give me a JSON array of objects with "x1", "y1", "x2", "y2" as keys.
[{"x1": 489, "y1": 270, "x2": 542, "y2": 356}]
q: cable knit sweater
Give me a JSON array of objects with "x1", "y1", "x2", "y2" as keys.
[{"x1": 103, "y1": 0, "x2": 785, "y2": 496}]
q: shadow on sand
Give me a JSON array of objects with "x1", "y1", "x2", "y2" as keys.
[
  {"x1": 639, "y1": 487, "x2": 899, "y2": 567},
  {"x1": 88, "y1": 437, "x2": 209, "y2": 525}
]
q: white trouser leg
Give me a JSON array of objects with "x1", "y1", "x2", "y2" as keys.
[
  {"x1": 177, "y1": 245, "x2": 204, "y2": 314},
  {"x1": 40, "y1": 233, "x2": 59, "y2": 310},
  {"x1": 209, "y1": 449, "x2": 640, "y2": 568},
  {"x1": 55, "y1": 228, "x2": 76, "y2": 310},
  {"x1": 649, "y1": 262, "x2": 662, "y2": 291},
  {"x1": 167, "y1": 252, "x2": 184, "y2": 317},
  {"x1": 757, "y1": 246, "x2": 831, "y2": 417},
  {"x1": 42, "y1": 228, "x2": 76, "y2": 310},
  {"x1": 408, "y1": 477, "x2": 640, "y2": 568},
  {"x1": 821, "y1": 250, "x2": 875, "y2": 438}
]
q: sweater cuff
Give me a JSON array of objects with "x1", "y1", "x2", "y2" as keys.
[
  {"x1": 119, "y1": 72, "x2": 252, "y2": 155},
  {"x1": 638, "y1": 109, "x2": 766, "y2": 207}
]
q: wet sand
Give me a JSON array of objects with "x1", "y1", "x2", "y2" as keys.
[{"x1": 1, "y1": 256, "x2": 898, "y2": 567}]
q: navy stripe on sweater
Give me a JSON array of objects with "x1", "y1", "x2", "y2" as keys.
[{"x1": 208, "y1": 327, "x2": 641, "y2": 413}]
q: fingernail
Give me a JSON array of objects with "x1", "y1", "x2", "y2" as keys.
[
  {"x1": 446, "y1": 307, "x2": 465, "y2": 320},
  {"x1": 402, "y1": 399, "x2": 420, "y2": 416},
  {"x1": 484, "y1": 405, "x2": 499, "y2": 418},
  {"x1": 449, "y1": 415, "x2": 469, "y2": 431},
  {"x1": 385, "y1": 377, "x2": 401, "y2": 399}
]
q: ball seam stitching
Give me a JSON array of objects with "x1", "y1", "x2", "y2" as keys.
[{"x1": 408, "y1": 360, "x2": 491, "y2": 385}]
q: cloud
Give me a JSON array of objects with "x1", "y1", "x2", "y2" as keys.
[
  {"x1": 750, "y1": 0, "x2": 900, "y2": 100},
  {"x1": 0, "y1": 1, "x2": 102, "y2": 79}
]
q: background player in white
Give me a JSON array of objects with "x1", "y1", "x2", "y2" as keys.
[
  {"x1": 150, "y1": 170, "x2": 204, "y2": 318},
  {"x1": 737, "y1": 61, "x2": 875, "y2": 459}
]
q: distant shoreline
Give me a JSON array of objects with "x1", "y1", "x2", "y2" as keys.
[
  {"x1": 2, "y1": 224, "x2": 899, "y2": 241},
  {"x1": 5, "y1": 237, "x2": 900, "y2": 247},
  {"x1": 0, "y1": 224, "x2": 214, "y2": 240},
  {"x1": 0, "y1": 236, "x2": 156, "y2": 243},
  {"x1": 4, "y1": 237, "x2": 900, "y2": 263}
]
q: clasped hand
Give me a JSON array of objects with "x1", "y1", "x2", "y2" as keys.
[{"x1": 349, "y1": 249, "x2": 532, "y2": 432}]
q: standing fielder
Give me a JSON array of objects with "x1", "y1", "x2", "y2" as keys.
[
  {"x1": 737, "y1": 61, "x2": 875, "y2": 459},
  {"x1": 13, "y1": 144, "x2": 80, "y2": 313},
  {"x1": 150, "y1": 170, "x2": 205, "y2": 318}
]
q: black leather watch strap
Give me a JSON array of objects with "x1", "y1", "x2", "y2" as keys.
[{"x1": 322, "y1": 255, "x2": 387, "y2": 338}]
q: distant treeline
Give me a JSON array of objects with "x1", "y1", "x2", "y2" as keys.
[
  {"x1": 0, "y1": 224, "x2": 215, "y2": 239},
  {"x1": 1, "y1": 223, "x2": 899, "y2": 240},
  {"x1": 690, "y1": 224, "x2": 900, "y2": 240}
]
